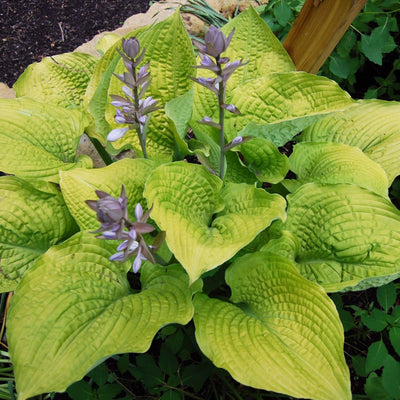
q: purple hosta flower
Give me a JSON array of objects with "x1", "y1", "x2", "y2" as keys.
[
  {"x1": 122, "y1": 37, "x2": 141, "y2": 60},
  {"x1": 222, "y1": 103, "x2": 240, "y2": 115},
  {"x1": 108, "y1": 36, "x2": 161, "y2": 158},
  {"x1": 199, "y1": 116, "x2": 221, "y2": 129},
  {"x1": 86, "y1": 186, "x2": 129, "y2": 240},
  {"x1": 224, "y1": 135, "x2": 253, "y2": 152},
  {"x1": 107, "y1": 203, "x2": 158, "y2": 273},
  {"x1": 199, "y1": 26, "x2": 235, "y2": 59},
  {"x1": 107, "y1": 127, "x2": 129, "y2": 142}
]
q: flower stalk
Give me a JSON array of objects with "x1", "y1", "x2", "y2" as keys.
[
  {"x1": 107, "y1": 37, "x2": 161, "y2": 159},
  {"x1": 86, "y1": 185, "x2": 165, "y2": 273},
  {"x1": 191, "y1": 26, "x2": 247, "y2": 179}
]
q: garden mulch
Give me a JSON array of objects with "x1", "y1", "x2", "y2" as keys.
[{"x1": 0, "y1": 0, "x2": 153, "y2": 87}]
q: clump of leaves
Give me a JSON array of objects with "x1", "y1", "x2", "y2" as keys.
[
  {"x1": 333, "y1": 282, "x2": 400, "y2": 400},
  {"x1": 1, "y1": 6, "x2": 400, "y2": 400}
]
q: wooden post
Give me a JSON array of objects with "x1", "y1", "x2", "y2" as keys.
[{"x1": 283, "y1": 0, "x2": 368, "y2": 73}]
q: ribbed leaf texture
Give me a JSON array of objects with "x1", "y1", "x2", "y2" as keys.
[
  {"x1": 8, "y1": 232, "x2": 195, "y2": 400},
  {"x1": 193, "y1": 252, "x2": 351, "y2": 400},
  {"x1": 0, "y1": 176, "x2": 78, "y2": 292},
  {"x1": 290, "y1": 142, "x2": 389, "y2": 197},
  {"x1": 13, "y1": 52, "x2": 98, "y2": 108},
  {"x1": 236, "y1": 137, "x2": 289, "y2": 183},
  {"x1": 300, "y1": 99, "x2": 400, "y2": 185},
  {"x1": 0, "y1": 98, "x2": 92, "y2": 181},
  {"x1": 144, "y1": 162, "x2": 286, "y2": 283},
  {"x1": 60, "y1": 158, "x2": 155, "y2": 230},
  {"x1": 265, "y1": 183, "x2": 400, "y2": 291},
  {"x1": 86, "y1": 10, "x2": 195, "y2": 160},
  {"x1": 223, "y1": 72, "x2": 354, "y2": 145}
]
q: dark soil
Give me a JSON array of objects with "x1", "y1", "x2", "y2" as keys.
[{"x1": 0, "y1": 0, "x2": 153, "y2": 87}]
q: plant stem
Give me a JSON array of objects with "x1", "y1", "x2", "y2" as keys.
[
  {"x1": 217, "y1": 62, "x2": 226, "y2": 180},
  {"x1": 132, "y1": 66, "x2": 148, "y2": 159}
]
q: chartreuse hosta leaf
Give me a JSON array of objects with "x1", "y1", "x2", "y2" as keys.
[
  {"x1": 234, "y1": 137, "x2": 289, "y2": 184},
  {"x1": 60, "y1": 158, "x2": 156, "y2": 230},
  {"x1": 13, "y1": 52, "x2": 98, "y2": 108},
  {"x1": 290, "y1": 142, "x2": 389, "y2": 197},
  {"x1": 193, "y1": 252, "x2": 351, "y2": 400},
  {"x1": 266, "y1": 183, "x2": 400, "y2": 292},
  {"x1": 0, "y1": 98, "x2": 92, "y2": 182},
  {"x1": 300, "y1": 99, "x2": 400, "y2": 185},
  {"x1": 0, "y1": 176, "x2": 78, "y2": 292},
  {"x1": 144, "y1": 162, "x2": 286, "y2": 283},
  {"x1": 190, "y1": 5, "x2": 295, "y2": 160},
  {"x1": 223, "y1": 72, "x2": 354, "y2": 146},
  {"x1": 221, "y1": 6, "x2": 295, "y2": 89},
  {"x1": 102, "y1": 10, "x2": 195, "y2": 160},
  {"x1": 85, "y1": 26, "x2": 149, "y2": 142},
  {"x1": 8, "y1": 231, "x2": 195, "y2": 400}
]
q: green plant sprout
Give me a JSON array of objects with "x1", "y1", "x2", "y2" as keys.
[{"x1": 1, "y1": 7, "x2": 400, "y2": 400}]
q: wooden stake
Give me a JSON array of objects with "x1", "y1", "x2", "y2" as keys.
[{"x1": 283, "y1": 0, "x2": 368, "y2": 73}]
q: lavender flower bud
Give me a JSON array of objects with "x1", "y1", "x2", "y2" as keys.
[
  {"x1": 222, "y1": 103, "x2": 241, "y2": 115},
  {"x1": 107, "y1": 127, "x2": 129, "y2": 142},
  {"x1": 204, "y1": 26, "x2": 235, "y2": 58},
  {"x1": 122, "y1": 37, "x2": 141, "y2": 59}
]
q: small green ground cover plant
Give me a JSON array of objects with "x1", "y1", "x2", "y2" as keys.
[
  {"x1": 1, "y1": 5, "x2": 400, "y2": 400},
  {"x1": 256, "y1": 0, "x2": 400, "y2": 101}
]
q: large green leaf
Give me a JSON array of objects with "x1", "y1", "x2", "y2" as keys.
[
  {"x1": 96, "y1": 10, "x2": 195, "y2": 160},
  {"x1": 234, "y1": 137, "x2": 289, "y2": 184},
  {"x1": 221, "y1": 6, "x2": 295, "y2": 89},
  {"x1": 8, "y1": 231, "x2": 195, "y2": 400},
  {"x1": 84, "y1": 26, "x2": 149, "y2": 142},
  {"x1": 13, "y1": 52, "x2": 98, "y2": 108},
  {"x1": 193, "y1": 252, "x2": 351, "y2": 400},
  {"x1": 190, "y1": 5, "x2": 295, "y2": 160},
  {"x1": 60, "y1": 158, "x2": 156, "y2": 230},
  {"x1": 0, "y1": 98, "x2": 92, "y2": 182},
  {"x1": 223, "y1": 72, "x2": 354, "y2": 145},
  {"x1": 290, "y1": 142, "x2": 389, "y2": 197},
  {"x1": 0, "y1": 176, "x2": 78, "y2": 292},
  {"x1": 299, "y1": 99, "x2": 400, "y2": 185},
  {"x1": 266, "y1": 183, "x2": 400, "y2": 292},
  {"x1": 144, "y1": 162, "x2": 286, "y2": 283}
]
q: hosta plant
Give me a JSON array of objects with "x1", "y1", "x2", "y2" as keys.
[{"x1": 2, "y1": 6, "x2": 400, "y2": 400}]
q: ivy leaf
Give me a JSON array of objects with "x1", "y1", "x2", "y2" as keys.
[
  {"x1": 389, "y1": 327, "x2": 400, "y2": 357},
  {"x1": 377, "y1": 282, "x2": 397, "y2": 312},
  {"x1": 8, "y1": 232, "x2": 195, "y2": 400},
  {"x1": 365, "y1": 340, "x2": 389, "y2": 374},
  {"x1": 144, "y1": 162, "x2": 286, "y2": 283},
  {"x1": 273, "y1": 0, "x2": 292, "y2": 27},
  {"x1": 0, "y1": 98, "x2": 92, "y2": 182},
  {"x1": 382, "y1": 356, "x2": 400, "y2": 398},
  {"x1": 193, "y1": 252, "x2": 351, "y2": 400},
  {"x1": 0, "y1": 176, "x2": 78, "y2": 292},
  {"x1": 361, "y1": 25, "x2": 397, "y2": 65},
  {"x1": 329, "y1": 54, "x2": 359, "y2": 79},
  {"x1": 362, "y1": 308, "x2": 389, "y2": 332},
  {"x1": 365, "y1": 372, "x2": 393, "y2": 400},
  {"x1": 336, "y1": 31, "x2": 357, "y2": 58}
]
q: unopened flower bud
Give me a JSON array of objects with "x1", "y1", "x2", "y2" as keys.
[
  {"x1": 122, "y1": 37, "x2": 141, "y2": 59},
  {"x1": 107, "y1": 127, "x2": 129, "y2": 142}
]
